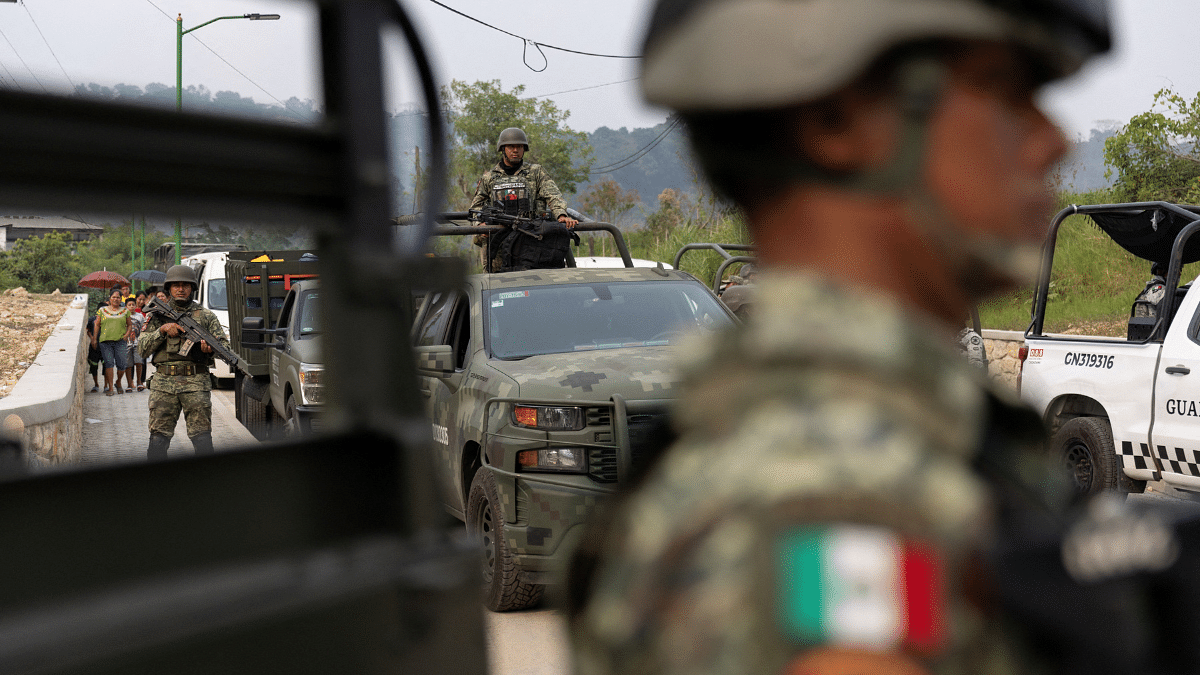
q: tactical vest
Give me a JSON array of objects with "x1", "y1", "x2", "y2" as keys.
[
  {"x1": 492, "y1": 179, "x2": 531, "y2": 216},
  {"x1": 150, "y1": 303, "x2": 215, "y2": 367},
  {"x1": 487, "y1": 172, "x2": 571, "y2": 272}
]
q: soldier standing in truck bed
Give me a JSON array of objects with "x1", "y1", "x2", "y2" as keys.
[
  {"x1": 567, "y1": 1, "x2": 1112, "y2": 674},
  {"x1": 137, "y1": 265, "x2": 229, "y2": 460},
  {"x1": 469, "y1": 127, "x2": 579, "y2": 271}
]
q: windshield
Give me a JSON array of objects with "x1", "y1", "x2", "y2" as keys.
[
  {"x1": 297, "y1": 290, "x2": 320, "y2": 335},
  {"x1": 206, "y1": 278, "x2": 228, "y2": 311},
  {"x1": 484, "y1": 281, "x2": 733, "y2": 359}
]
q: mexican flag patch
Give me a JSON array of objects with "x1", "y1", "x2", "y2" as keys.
[{"x1": 775, "y1": 524, "x2": 947, "y2": 655}]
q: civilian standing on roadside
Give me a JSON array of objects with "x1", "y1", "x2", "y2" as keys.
[
  {"x1": 123, "y1": 296, "x2": 145, "y2": 392},
  {"x1": 92, "y1": 288, "x2": 133, "y2": 395},
  {"x1": 132, "y1": 292, "x2": 148, "y2": 391}
]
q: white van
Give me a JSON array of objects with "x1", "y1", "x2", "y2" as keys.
[{"x1": 183, "y1": 251, "x2": 233, "y2": 384}]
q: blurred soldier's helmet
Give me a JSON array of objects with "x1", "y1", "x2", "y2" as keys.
[
  {"x1": 164, "y1": 265, "x2": 197, "y2": 291},
  {"x1": 496, "y1": 127, "x2": 530, "y2": 152},
  {"x1": 641, "y1": 0, "x2": 1111, "y2": 111}
]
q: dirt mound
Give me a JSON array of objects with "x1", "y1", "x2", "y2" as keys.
[{"x1": 0, "y1": 292, "x2": 75, "y2": 399}]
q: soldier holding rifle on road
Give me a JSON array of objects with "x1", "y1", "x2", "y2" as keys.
[
  {"x1": 137, "y1": 265, "x2": 229, "y2": 460},
  {"x1": 469, "y1": 127, "x2": 579, "y2": 272}
]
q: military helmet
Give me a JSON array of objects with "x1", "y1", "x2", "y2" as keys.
[
  {"x1": 163, "y1": 264, "x2": 197, "y2": 290},
  {"x1": 640, "y1": 0, "x2": 1111, "y2": 111},
  {"x1": 496, "y1": 127, "x2": 530, "y2": 152}
]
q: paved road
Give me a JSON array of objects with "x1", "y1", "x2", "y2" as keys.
[
  {"x1": 484, "y1": 608, "x2": 572, "y2": 675},
  {"x1": 80, "y1": 386, "x2": 257, "y2": 464},
  {"x1": 79, "y1": 384, "x2": 571, "y2": 672}
]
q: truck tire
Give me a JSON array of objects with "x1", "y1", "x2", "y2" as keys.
[
  {"x1": 1053, "y1": 417, "x2": 1121, "y2": 495},
  {"x1": 466, "y1": 469, "x2": 542, "y2": 612},
  {"x1": 284, "y1": 394, "x2": 309, "y2": 437}
]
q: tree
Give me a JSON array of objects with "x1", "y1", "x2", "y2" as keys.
[
  {"x1": 579, "y1": 180, "x2": 640, "y2": 228},
  {"x1": 645, "y1": 188, "x2": 689, "y2": 240},
  {"x1": 438, "y1": 80, "x2": 593, "y2": 209},
  {"x1": 0, "y1": 232, "x2": 82, "y2": 293},
  {"x1": 1104, "y1": 88, "x2": 1200, "y2": 203}
]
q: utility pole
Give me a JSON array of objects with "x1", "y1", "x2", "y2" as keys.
[{"x1": 413, "y1": 145, "x2": 422, "y2": 214}]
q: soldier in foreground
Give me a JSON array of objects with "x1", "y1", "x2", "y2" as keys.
[
  {"x1": 137, "y1": 265, "x2": 229, "y2": 459},
  {"x1": 569, "y1": 1, "x2": 1111, "y2": 674},
  {"x1": 470, "y1": 127, "x2": 579, "y2": 271}
]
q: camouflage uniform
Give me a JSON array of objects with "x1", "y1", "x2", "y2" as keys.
[
  {"x1": 956, "y1": 327, "x2": 987, "y2": 370},
  {"x1": 470, "y1": 161, "x2": 572, "y2": 272},
  {"x1": 570, "y1": 273, "x2": 1061, "y2": 675},
  {"x1": 1131, "y1": 274, "x2": 1166, "y2": 318},
  {"x1": 137, "y1": 300, "x2": 229, "y2": 442},
  {"x1": 469, "y1": 161, "x2": 570, "y2": 220}
]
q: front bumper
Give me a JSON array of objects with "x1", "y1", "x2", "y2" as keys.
[{"x1": 481, "y1": 395, "x2": 669, "y2": 575}]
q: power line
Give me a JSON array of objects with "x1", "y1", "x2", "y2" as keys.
[
  {"x1": 426, "y1": 0, "x2": 639, "y2": 72},
  {"x1": 529, "y1": 77, "x2": 640, "y2": 99},
  {"x1": 142, "y1": 0, "x2": 172, "y2": 21},
  {"x1": 0, "y1": 25, "x2": 47, "y2": 92},
  {"x1": 0, "y1": 56, "x2": 21, "y2": 91},
  {"x1": 186, "y1": 34, "x2": 307, "y2": 120},
  {"x1": 140, "y1": 1, "x2": 306, "y2": 122},
  {"x1": 22, "y1": 2, "x2": 75, "y2": 89},
  {"x1": 388, "y1": 77, "x2": 643, "y2": 119},
  {"x1": 589, "y1": 117, "x2": 680, "y2": 175}
]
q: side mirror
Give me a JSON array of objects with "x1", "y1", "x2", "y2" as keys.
[
  {"x1": 240, "y1": 316, "x2": 266, "y2": 349},
  {"x1": 414, "y1": 345, "x2": 455, "y2": 376}
]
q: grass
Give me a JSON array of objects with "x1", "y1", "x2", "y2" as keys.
[
  {"x1": 979, "y1": 191, "x2": 1200, "y2": 335},
  {"x1": 628, "y1": 218, "x2": 751, "y2": 284}
]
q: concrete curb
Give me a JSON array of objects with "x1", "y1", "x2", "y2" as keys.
[
  {"x1": 0, "y1": 294, "x2": 88, "y2": 465},
  {"x1": 981, "y1": 329, "x2": 1025, "y2": 342}
]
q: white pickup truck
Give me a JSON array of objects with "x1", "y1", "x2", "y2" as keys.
[{"x1": 1021, "y1": 201, "x2": 1200, "y2": 497}]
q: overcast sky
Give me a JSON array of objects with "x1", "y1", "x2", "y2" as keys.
[{"x1": 0, "y1": 0, "x2": 1195, "y2": 140}]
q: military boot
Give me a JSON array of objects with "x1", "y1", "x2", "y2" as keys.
[
  {"x1": 147, "y1": 433, "x2": 171, "y2": 461},
  {"x1": 191, "y1": 432, "x2": 214, "y2": 456}
]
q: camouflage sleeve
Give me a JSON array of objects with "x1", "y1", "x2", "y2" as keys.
[
  {"x1": 531, "y1": 165, "x2": 569, "y2": 219},
  {"x1": 573, "y1": 494, "x2": 990, "y2": 675},
  {"x1": 198, "y1": 309, "x2": 230, "y2": 351},
  {"x1": 468, "y1": 170, "x2": 494, "y2": 217},
  {"x1": 137, "y1": 314, "x2": 166, "y2": 359}
]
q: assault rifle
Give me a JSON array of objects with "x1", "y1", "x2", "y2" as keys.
[
  {"x1": 144, "y1": 297, "x2": 242, "y2": 371},
  {"x1": 469, "y1": 207, "x2": 579, "y2": 272},
  {"x1": 469, "y1": 207, "x2": 577, "y2": 239}
]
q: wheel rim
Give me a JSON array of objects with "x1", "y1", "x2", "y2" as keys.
[
  {"x1": 478, "y1": 499, "x2": 496, "y2": 585},
  {"x1": 1064, "y1": 440, "x2": 1094, "y2": 492}
]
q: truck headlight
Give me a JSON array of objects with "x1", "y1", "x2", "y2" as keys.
[
  {"x1": 299, "y1": 364, "x2": 324, "y2": 405},
  {"x1": 517, "y1": 447, "x2": 587, "y2": 473},
  {"x1": 512, "y1": 405, "x2": 584, "y2": 431}
]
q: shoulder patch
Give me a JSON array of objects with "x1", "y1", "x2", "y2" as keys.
[{"x1": 775, "y1": 524, "x2": 947, "y2": 656}]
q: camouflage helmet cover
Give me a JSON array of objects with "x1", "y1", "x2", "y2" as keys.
[
  {"x1": 496, "y1": 127, "x2": 530, "y2": 152},
  {"x1": 640, "y1": 0, "x2": 1111, "y2": 111},
  {"x1": 163, "y1": 264, "x2": 197, "y2": 290}
]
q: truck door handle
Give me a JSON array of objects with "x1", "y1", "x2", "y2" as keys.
[
  {"x1": 1166, "y1": 366, "x2": 1191, "y2": 375},
  {"x1": 420, "y1": 388, "x2": 432, "y2": 398}
]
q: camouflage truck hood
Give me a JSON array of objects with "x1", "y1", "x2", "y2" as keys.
[{"x1": 490, "y1": 346, "x2": 681, "y2": 402}]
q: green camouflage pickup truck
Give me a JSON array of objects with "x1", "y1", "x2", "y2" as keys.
[{"x1": 412, "y1": 255, "x2": 736, "y2": 611}]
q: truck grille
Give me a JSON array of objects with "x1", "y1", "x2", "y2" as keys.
[{"x1": 587, "y1": 412, "x2": 668, "y2": 484}]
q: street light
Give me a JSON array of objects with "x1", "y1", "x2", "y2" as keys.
[{"x1": 173, "y1": 11, "x2": 281, "y2": 263}]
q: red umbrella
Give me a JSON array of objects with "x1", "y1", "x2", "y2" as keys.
[{"x1": 78, "y1": 270, "x2": 129, "y2": 290}]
